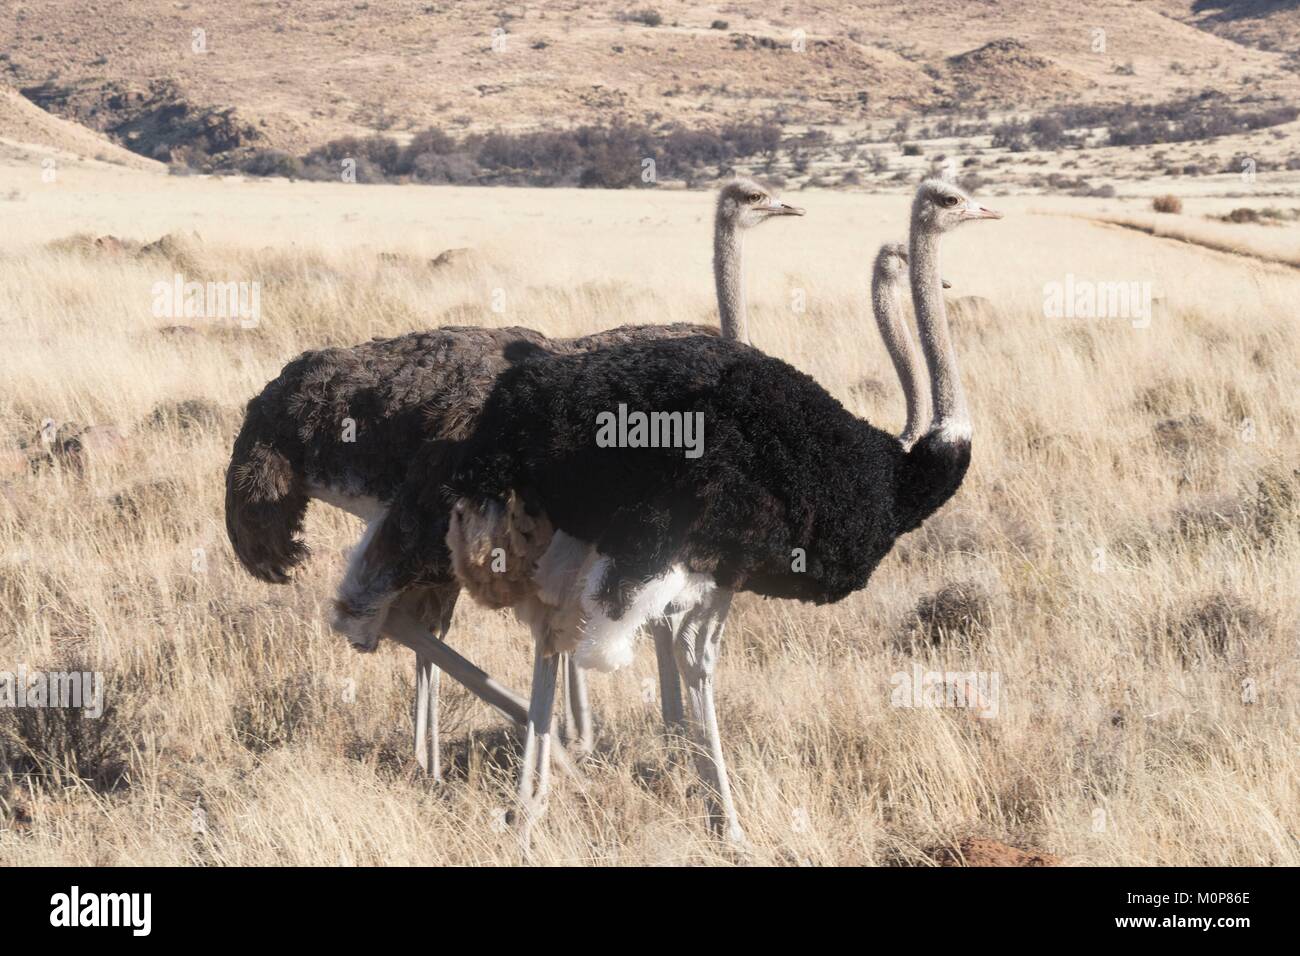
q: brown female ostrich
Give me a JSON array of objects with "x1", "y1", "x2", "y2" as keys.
[
  {"x1": 331, "y1": 180, "x2": 1001, "y2": 843},
  {"x1": 225, "y1": 179, "x2": 802, "y2": 774}
]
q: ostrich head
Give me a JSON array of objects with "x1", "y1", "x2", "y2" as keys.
[
  {"x1": 39, "y1": 418, "x2": 58, "y2": 448},
  {"x1": 873, "y1": 242, "x2": 909, "y2": 282},
  {"x1": 911, "y1": 179, "x2": 1002, "y2": 234},
  {"x1": 717, "y1": 177, "x2": 805, "y2": 230},
  {"x1": 874, "y1": 242, "x2": 951, "y2": 289}
]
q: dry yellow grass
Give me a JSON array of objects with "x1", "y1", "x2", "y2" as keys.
[{"x1": 1, "y1": 161, "x2": 1297, "y2": 865}]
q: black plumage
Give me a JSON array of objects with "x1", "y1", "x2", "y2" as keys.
[
  {"x1": 375, "y1": 334, "x2": 970, "y2": 610},
  {"x1": 224, "y1": 323, "x2": 716, "y2": 583}
]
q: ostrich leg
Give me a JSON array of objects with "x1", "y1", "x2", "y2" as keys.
[
  {"x1": 650, "y1": 616, "x2": 685, "y2": 731},
  {"x1": 382, "y1": 597, "x2": 528, "y2": 723},
  {"x1": 380, "y1": 594, "x2": 582, "y2": 780},
  {"x1": 559, "y1": 652, "x2": 573, "y2": 743},
  {"x1": 560, "y1": 654, "x2": 594, "y2": 754},
  {"x1": 518, "y1": 633, "x2": 561, "y2": 847},
  {"x1": 415, "y1": 656, "x2": 440, "y2": 778},
  {"x1": 414, "y1": 585, "x2": 458, "y2": 780},
  {"x1": 672, "y1": 589, "x2": 745, "y2": 847}
]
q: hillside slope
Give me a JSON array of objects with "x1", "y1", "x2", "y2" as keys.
[
  {"x1": 1157, "y1": 0, "x2": 1300, "y2": 55},
  {"x1": 0, "y1": 84, "x2": 164, "y2": 171},
  {"x1": 1, "y1": 0, "x2": 1296, "y2": 165}
]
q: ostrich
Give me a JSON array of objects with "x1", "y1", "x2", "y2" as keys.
[
  {"x1": 225, "y1": 178, "x2": 802, "y2": 774},
  {"x1": 331, "y1": 180, "x2": 1001, "y2": 842},
  {"x1": 643, "y1": 241, "x2": 948, "y2": 733}
]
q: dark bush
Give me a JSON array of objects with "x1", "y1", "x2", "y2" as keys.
[
  {"x1": 663, "y1": 128, "x2": 729, "y2": 167},
  {"x1": 245, "y1": 119, "x2": 798, "y2": 188},
  {"x1": 900, "y1": 581, "x2": 995, "y2": 646},
  {"x1": 407, "y1": 127, "x2": 456, "y2": 157},
  {"x1": 987, "y1": 97, "x2": 1299, "y2": 155},
  {"x1": 621, "y1": 8, "x2": 662, "y2": 27},
  {"x1": 0, "y1": 666, "x2": 132, "y2": 794},
  {"x1": 991, "y1": 120, "x2": 1030, "y2": 151},
  {"x1": 411, "y1": 151, "x2": 480, "y2": 184},
  {"x1": 719, "y1": 122, "x2": 781, "y2": 159},
  {"x1": 1028, "y1": 115, "x2": 1070, "y2": 148},
  {"x1": 239, "y1": 149, "x2": 303, "y2": 178}
]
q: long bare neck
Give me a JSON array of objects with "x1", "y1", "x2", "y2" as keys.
[
  {"x1": 909, "y1": 226, "x2": 969, "y2": 441},
  {"x1": 714, "y1": 218, "x2": 747, "y2": 343},
  {"x1": 871, "y1": 255, "x2": 931, "y2": 450}
]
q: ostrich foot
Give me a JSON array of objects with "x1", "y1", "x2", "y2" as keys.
[{"x1": 719, "y1": 820, "x2": 752, "y2": 857}]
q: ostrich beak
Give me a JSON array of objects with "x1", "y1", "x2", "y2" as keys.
[
  {"x1": 771, "y1": 201, "x2": 805, "y2": 216},
  {"x1": 962, "y1": 202, "x2": 1003, "y2": 221}
]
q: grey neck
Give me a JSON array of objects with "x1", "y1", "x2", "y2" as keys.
[
  {"x1": 871, "y1": 260, "x2": 930, "y2": 450},
  {"x1": 714, "y1": 219, "x2": 747, "y2": 344},
  {"x1": 909, "y1": 228, "x2": 970, "y2": 441}
]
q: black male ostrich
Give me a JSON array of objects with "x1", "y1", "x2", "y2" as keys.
[
  {"x1": 225, "y1": 179, "x2": 802, "y2": 772},
  {"x1": 332, "y1": 180, "x2": 1001, "y2": 843}
]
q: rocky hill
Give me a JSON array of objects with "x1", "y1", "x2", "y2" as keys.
[
  {"x1": 0, "y1": 1, "x2": 1295, "y2": 167},
  {"x1": 0, "y1": 82, "x2": 163, "y2": 170}
]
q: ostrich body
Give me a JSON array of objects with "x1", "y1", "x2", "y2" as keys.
[
  {"x1": 333, "y1": 181, "x2": 1001, "y2": 841},
  {"x1": 225, "y1": 179, "x2": 801, "y2": 770}
]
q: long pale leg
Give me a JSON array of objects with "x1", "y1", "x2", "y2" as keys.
[
  {"x1": 672, "y1": 589, "x2": 746, "y2": 847},
  {"x1": 650, "y1": 616, "x2": 685, "y2": 731},
  {"x1": 332, "y1": 508, "x2": 545, "y2": 763},
  {"x1": 518, "y1": 632, "x2": 560, "y2": 846},
  {"x1": 381, "y1": 594, "x2": 582, "y2": 781},
  {"x1": 414, "y1": 587, "x2": 457, "y2": 780},
  {"x1": 415, "y1": 657, "x2": 440, "y2": 778},
  {"x1": 560, "y1": 654, "x2": 594, "y2": 754},
  {"x1": 383, "y1": 596, "x2": 525, "y2": 722},
  {"x1": 559, "y1": 652, "x2": 573, "y2": 743}
]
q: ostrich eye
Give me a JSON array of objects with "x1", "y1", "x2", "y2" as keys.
[
  {"x1": 943, "y1": 195, "x2": 960, "y2": 207},
  {"x1": 747, "y1": 193, "x2": 763, "y2": 203}
]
